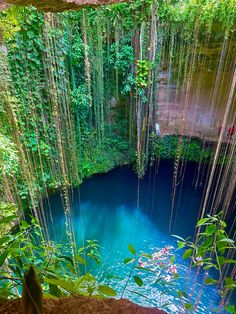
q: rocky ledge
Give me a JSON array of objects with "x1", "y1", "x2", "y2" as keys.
[{"x1": 0, "y1": 0, "x2": 128, "y2": 12}]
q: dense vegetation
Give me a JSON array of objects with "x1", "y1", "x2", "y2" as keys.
[
  {"x1": 0, "y1": 0, "x2": 235, "y2": 212},
  {"x1": 0, "y1": 0, "x2": 235, "y2": 312},
  {"x1": 0, "y1": 207, "x2": 235, "y2": 312}
]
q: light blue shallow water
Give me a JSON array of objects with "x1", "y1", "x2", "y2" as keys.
[{"x1": 44, "y1": 161, "x2": 224, "y2": 313}]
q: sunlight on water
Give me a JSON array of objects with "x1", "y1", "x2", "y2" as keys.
[{"x1": 46, "y1": 162, "x2": 222, "y2": 313}]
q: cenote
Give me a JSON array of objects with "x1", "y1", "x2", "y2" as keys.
[
  {"x1": 1, "y1": 1, "x2": 236, "y2": 313},
  {"x1": 44, "y1": 160, "x2": 222, "y2": 313}
]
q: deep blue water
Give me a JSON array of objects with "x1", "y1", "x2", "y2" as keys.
[{"x1": 44, "y1": 160, "x2": 224, "y2": 313}]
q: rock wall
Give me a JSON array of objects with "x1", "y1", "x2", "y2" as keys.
[{"x1": 0, "y1": 0, "x2": 128, "y2": 12}]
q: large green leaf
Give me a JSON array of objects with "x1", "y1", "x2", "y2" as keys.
[
  {"x1": 177, "y1": 241, "x2": 185, "y2": 249},
  {"x1": 177, "y1": 290, "x2": 188, "y2": 298},
  {"x1": 219, "y1": 238, "x2": 234, "y2": 244},
  {"x1": 197, "y1": 218, "x2": 210, "y2": 226},
  {"x1": 172, "y1": 235, "x2": 185, "y2": 241},
  {"x1": 75, "y1": 255, "x2": 87, "y2": 265},
  {"x1": 58, "y1": 255, "x2": 74, "y2": 266},
  {"x1": 128, "y1": 244, "x2": 136, "y2": 255},
  {"x1": 133, "y1": 275, "x2": 143, "y2": 287},
  {"x1": 124, "y1": 257, "x2": 135, "y2": 264},
  {"x1": 0, "y1": 249, "x2": 9, "y2": 266},
  {"x1": 20, "y1": 221, "x2": 29, "y2": 229},
  {"x1": 224, "y1": 260, "x2": 236, "y2": 264},
  {"x1": 44, "y1": 278, "x2": 75, "y2": 294},
  {"x1": 0, "y1": 235, "x2": 14, "y2": 246},
  {"x1": 205, "y1": 278, "x2": 218, "y2": 285},
  {"x1": 225, "y1": 305, "x2": 236, "y2": 313},
  {"x1": 0, "y1": 215, "x2": 17, "y2": 225},
  {"x1": 184, "y1": 303, "x2": 193, "y2": 311},
  {"x1": 49, "y1": 283, "x2": 63, "y2": 297},
  {"x1": 98, "y1": 285, "x2": 117, "y2": 296},
  {"x1": 182, "y1": 249, "x2": 193, "y2": 259},
  {"x1": 139, "y1": 253, "x2": 152, "y2": 259},
  {"x1": 205, "y1": 224, "x2": 217, "y2": 235}
]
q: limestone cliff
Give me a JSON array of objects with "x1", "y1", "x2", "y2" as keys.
[{"x1": 0, "y1": 0, "x2": 129, "y2": 12}]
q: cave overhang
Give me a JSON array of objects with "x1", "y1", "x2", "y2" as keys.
[{"x1": 0, "y1": 0, "x2": 129, "y2": 12}]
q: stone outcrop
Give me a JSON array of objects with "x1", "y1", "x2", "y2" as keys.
[{"x1": 0, "y1": 0, "x2": 128, "y2": 12}]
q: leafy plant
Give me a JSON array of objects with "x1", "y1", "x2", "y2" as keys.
[
  {"x1": 0, "y1": 217, "x2": 116, "y2": 299},
  {"x1": 136, "y1": 60, "x2": 153, "y2": 88},
  {"x1": 174, "y1": 212, "x2": 236, "y2": 311},
  {"x1": 0, "y1": 133, "x2": 19, "y2": 178},
  {"x1": 0, "y1": 203, "x2": 18, "y2": 237},
  {"x1": 122, "y1": 214, "x2": 236, "y2": 312}
]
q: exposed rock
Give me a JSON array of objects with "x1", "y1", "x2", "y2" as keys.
[
  {"x1": 0, "y1": 296, "x2": 168, "y2": 314},
  {"x1": 0, "y1": 0, "x2": 129, "y2": 12}
]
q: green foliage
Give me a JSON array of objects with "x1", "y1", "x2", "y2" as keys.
[
  {"x1": 128, "y1": 244, "x2": 136, "y2": 255},
  {"x1": 0, "y1": 6, "x2": 138, "y2": 206},
  {"x1": 150, "y1": 134, "x2": 225, "y2": 163},
  {"x1": 133, "y1": 275, "x2": 143, "y2": 287},
  {"x1": 136, "y1": 60, "x2": 153, "y2": 88},
  {"x1": 122, "y1": 243, "x2": 188, "y2": 309},
  {"x1": 0, "y1": 203, "x2": 18, "y2": 237},
  {"x1": 225, "y1": 305, "x2": 236, "y2": 314},
  {"x1": 109, "y1": 39, "x2": 134, "y2": 76},
  {"x1": 0, "y1": 3, "x2": 235, "y2": 312},
  {"x1": 0, "y1": 0, "x2": 234, "y2": 205},
  {"x1": 174, "y1": 212, "x2": 236, "y2": 311},
  {"x1": 0, "y1": 133, "x2": 19, "y2": 177},
  {"x1": 0, "y1": 7, "x2": 23, "y2": 42},
  {"x1": 0, "y1": 218, "x2": 116, "y2": 299},
  {"x1": 124, "y1": 214, "x2": 236, "y2": 311}
]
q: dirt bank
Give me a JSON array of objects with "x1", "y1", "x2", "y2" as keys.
[{"x1": 0, "y1": 296, "x2": 168, "y2": 314}]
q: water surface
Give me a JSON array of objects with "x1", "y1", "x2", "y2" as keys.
[{"x1": 45, "y1": 160, "x2": 222, "y2": 313}]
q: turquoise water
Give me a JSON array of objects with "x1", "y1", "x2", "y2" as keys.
[{"x1": 45, "y1": 161, "x2": 223, "y2": 313}]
